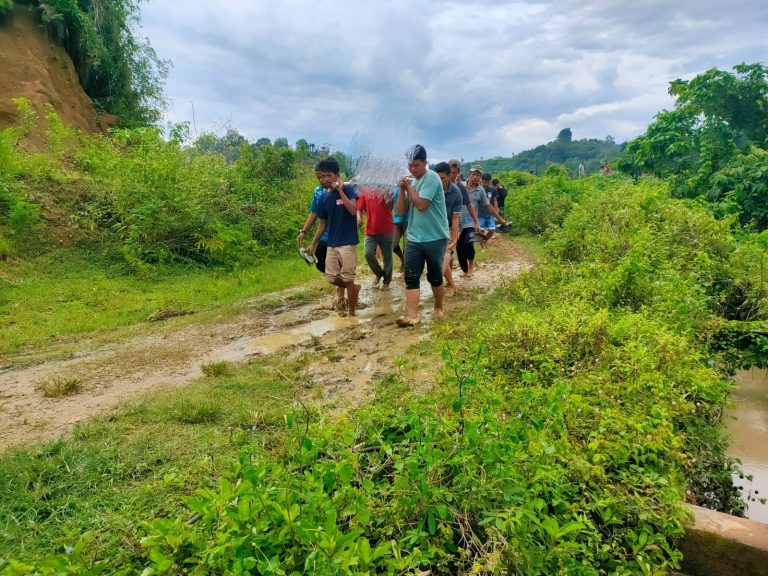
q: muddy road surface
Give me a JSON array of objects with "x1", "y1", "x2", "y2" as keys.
[{"x1": 0, "y1": 240, "x2": 532, "y2": 450}]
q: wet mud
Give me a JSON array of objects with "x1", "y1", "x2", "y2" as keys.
[{"x1": 0, "y1": 239, "x2": 532, "y2": 450}]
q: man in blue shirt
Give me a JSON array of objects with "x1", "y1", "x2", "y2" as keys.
[
  {"x1": 307, "y1": 158, "x2": 361, "y2": 316},
  {"x1": 395, "y1": 145, "x2": 449, "y2": 326},
  {"x1": 297, "y1": 175, "x2": 345, "y2": 309}
]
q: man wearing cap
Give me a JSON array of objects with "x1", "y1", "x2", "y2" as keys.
[{"x1": 395, "y1": 144, "x2": 449, "y2": 326}]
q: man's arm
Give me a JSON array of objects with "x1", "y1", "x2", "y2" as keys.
[
  {"x1": 448, "y1": 212, "x2": 460, "y2": 251},
  {"x1": 487, "y1": 203, "x2": 507, "y2": 225},
  {"x1": 468, "y1": 202, "x2": 481, "y2": 231},
  {"x1": 307, "y1": 219, "x2": 327, "y2": 253},
  {"x1": 336, "y1": 181, "x2": 357, "y2": 215},
  {"x1": 403, "y1": 178, "x2": 431, "y2": 212},
  {"x1": 396, "y1": 181, "x2": 409, "y2": 217},
  {"x1": 297, "y1": 212, "x2": 317, "y2": 244}
]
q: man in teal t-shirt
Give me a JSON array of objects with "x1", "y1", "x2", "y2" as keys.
[{"x1": 394, "y1": 144, "x2": 449, "y2": 326}]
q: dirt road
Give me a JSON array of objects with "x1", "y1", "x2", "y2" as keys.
[{"x1": 0, "y1": 239, "x2": 531, "y2": 451}]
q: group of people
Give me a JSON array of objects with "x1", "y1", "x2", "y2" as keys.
[{"x1": 297, "y1": 145, "x2": 509, "y2": 326}]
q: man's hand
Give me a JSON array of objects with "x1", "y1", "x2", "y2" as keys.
[{"x1": 296, "y1": 230, "x2": 305, "y2": 245}]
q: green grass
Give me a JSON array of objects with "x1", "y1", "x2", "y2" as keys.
[
  {"x1": 0, "y1": 247, "x2": 321, "y2": 358},
  {"x1": 0, "y1": 355, "x2": 309, "y2": 569}
]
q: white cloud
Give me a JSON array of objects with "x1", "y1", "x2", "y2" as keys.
[{"x1": 138, "y1": 0, "x2": 768, "y2": 159}]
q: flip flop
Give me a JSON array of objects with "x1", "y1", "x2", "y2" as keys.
[{"x1": 299, "y1": 247, "x2": 315, "y2": 265}]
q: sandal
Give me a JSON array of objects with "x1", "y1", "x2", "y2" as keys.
[{"x1": 299, "y1": 247, "x2": 315, "y2": 265}]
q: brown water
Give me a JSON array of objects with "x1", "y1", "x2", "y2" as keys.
[{"x1": 727, "y1": 367, "x2": 768, "y2": 523}]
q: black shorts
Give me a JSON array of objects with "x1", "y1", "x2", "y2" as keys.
[{"x1": 403, "y1": 239, "x2": 447, "y2": 290}]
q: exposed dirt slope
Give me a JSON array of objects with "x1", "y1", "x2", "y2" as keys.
[{"x1": 0, "y1": 6, "x2": 107, "y2": 143}]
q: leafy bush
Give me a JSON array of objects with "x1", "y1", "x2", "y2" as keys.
[
  {"x1": 4, "y1": 107, "x2": 316, "y2": 268},
  {"x1": 0, "y1": 0, "x2": 12, "y2": 22},
  {"x1": 497, "y1": 169, "x2": 591, "y2": 235}
]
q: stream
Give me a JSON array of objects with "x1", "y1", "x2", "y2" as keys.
[{"x1": 727, "y1": 367, "x2": 768, "y2": 523}]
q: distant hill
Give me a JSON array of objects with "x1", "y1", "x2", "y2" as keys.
[{"x1": 464, "y1": 129, "x2": 625, "y2": 177}]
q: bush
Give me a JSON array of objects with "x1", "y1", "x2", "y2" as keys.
[
  {"x1": 4, "y1": 109, "x2": 317, "y2": 268},
  {"x1": 0, "y1": 0, "x2": 12, "y2": 22}
]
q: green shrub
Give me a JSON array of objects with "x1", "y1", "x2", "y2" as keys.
[{"x1": 0, "y1": 0, "x2": 12, "y2": 23}]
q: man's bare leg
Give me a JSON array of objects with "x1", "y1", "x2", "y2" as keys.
[
  {"x1": 443, "y1": 252, "x2": 456, "y2": 297},
  {"x1": 432, "y1": 284, "x2": 445, "y2": 317},
  {"x1": 404, "y1": 288, "x2": 420, "y2": 321},
  {"x1": 346, "y1": 281, "x2": 361, "y2": 316}
]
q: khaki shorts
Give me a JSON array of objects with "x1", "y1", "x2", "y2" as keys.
[{"x1": 325, "y1": 245, "x2": 357, "y2": 284}]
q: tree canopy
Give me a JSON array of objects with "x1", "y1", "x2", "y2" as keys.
[{"x1": 620, "y1": 62, "x2": 768, "y2": 231}]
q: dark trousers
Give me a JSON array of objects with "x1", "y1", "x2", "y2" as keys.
[
  {"x1": 314, "y1": 241, "x2": 328, "y2": 273},
  {"x1": 456, "y1": 228, "x2": 475, "y2": 274}
]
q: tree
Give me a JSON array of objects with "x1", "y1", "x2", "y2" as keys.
[
  {"x1": 556, "y1": 128, "x2": 573, "y2": 144},
  {"x1": 254, "y1": 138, "x2": 272, "y2": 149},
  {"x1": 621, "y1": 62, "x2": 768, "y2": 230},
  {"x1": 274, "y1": 137, "x2": 289, "y2": 149},
  {"x1": 35, "y1": 0, "x2": 169, "y2": 126}
]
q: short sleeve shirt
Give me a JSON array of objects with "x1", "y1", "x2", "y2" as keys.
[
  {"x1": 358, "y1": 187, "x2": 394, "y2": 235},
  {"x1": 316, "y1": 184, "x2": 359, "y2": 247},
  {"x1": 444, "y1": 182, "x2": 463, "y2": 229},
  {"x1": 308, "y1": 186, "x2": 329, "y2": 242},
  {"x1": 405, "y1": 170, "x2": 449, "y2": 243},
  {"x1": 476, "y1": 185, "x2": 495, "y2": 218}
]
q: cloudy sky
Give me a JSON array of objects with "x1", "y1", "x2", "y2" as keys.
[{"x1": 139, "y1": 0, "x2": 767, "y2": 162}]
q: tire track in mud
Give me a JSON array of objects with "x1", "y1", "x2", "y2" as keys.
[{"x1": 0, "y1": 240, "x2": 532, "y2": 451}]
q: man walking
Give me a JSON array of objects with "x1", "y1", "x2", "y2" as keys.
[
  {"x1": 493, "y1": 178, "x2": 508, "y2": 231},
  {"x1": 297, "y1": 172, "x2": 346, "y2": 309},
  {"x1": 395, "y1": 145, "x2": 449, "y2": 326},
  {"x1": 480, "y1": 172, "x2": 500, "y2": 246},
  {"x1": 449, "y1": 160, "x2": 481, "y2": 277},
  {"x1": 434, "y1": 162, "x2": 462, "y2": 298},
  {"x1": 307, "y1": 158, "x2": 361, "y2": 316},
  {"x1": 357, "y1": 185, "x2": 395, "y2": 289}
]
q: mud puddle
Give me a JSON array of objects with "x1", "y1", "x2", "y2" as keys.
[{"x1": 0, "y1": 239, "x2": 531, "y2": 450}]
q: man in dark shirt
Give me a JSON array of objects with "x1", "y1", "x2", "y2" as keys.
[
  {"x1": 480, "y1": 172, "x2": 499, "y2": 246},
  {"x1": 449, "y1": 160, "x2": 481, "y2": 277},
  {"x1": 308, "y1": 158, "x2": 361, "y2": 316},
  {"x1": 493, "y1": 178, "x2": 509, "y2": 232},
  {"x1": 434, "y1": 162, "x2": 462, "y2": 298}
]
